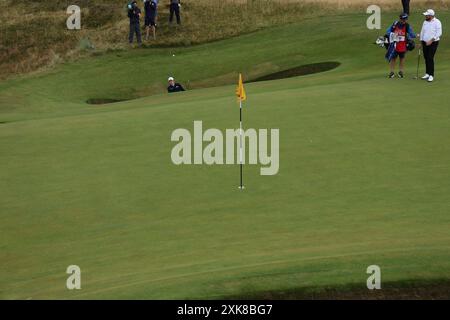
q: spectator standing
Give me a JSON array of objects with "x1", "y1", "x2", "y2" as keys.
[
  {"x1": 128, "y1": 1, "x2": 142, "y2": 46},
  {"x1": 144, "y1": 0, "x2": 158, "y2": 40},
  {"x1": 169, "y1": 0, "x2": 181, "y2": 25},
  {"x1": 402, "y1": 0, "x2": 410, "y2": 15}
]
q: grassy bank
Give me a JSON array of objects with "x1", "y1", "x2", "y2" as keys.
[{"x1": 1, "y1": 0, "x2": 447, "y2": 80}]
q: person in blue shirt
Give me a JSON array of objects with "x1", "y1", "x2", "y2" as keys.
[
  {"x1": 385, "y1": 13, "x2": 416, "y2": 78},
  {"x1": 144, "y1": 0, "x2": 158, "y2": 41}
]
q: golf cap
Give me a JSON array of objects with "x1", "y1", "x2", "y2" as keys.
[
  {"x1": 423, "y1": 9, "x2": 435, "y2": 16},
  {"x1": 168, "y1": 77, "x2": 174, "y2": 81},
  {"x1": 399, "y1": 13, "x2": 408, "y2": 20}
]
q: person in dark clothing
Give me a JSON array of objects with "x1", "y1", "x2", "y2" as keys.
[
  {"x1": 128, "y1": 1, "x2": 142, "y2": 45},
  {"x1": 167, "y1": 77, "x2": 185, "y2": 93},
  {"x1": 144, "y1": 0, "x2": 158, "y2": 41},
  {"x1": 402, "y1": 0, "x2": 410, "y2": 15},
  {"x1": 169, "y1": 0, "x2": 181, "y2": 25}
]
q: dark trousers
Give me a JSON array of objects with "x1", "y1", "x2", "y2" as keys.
[
  {"x1": 402, "y1": 0, "x2": 410, "y2": 14},
  {"x1": 169, "y1": 3, "x2": 181, "y2": 24},
  {"x1": 129, "y1": 23, "x2": 142, "y2": 44},
  {"x1": 422, "y1": 41, "x2": 439, "y2": 76}
]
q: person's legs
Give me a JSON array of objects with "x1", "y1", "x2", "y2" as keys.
[
  {"x1": 150, "y1": 12, "x2": 156, "y2": 40},
  {"x1": 402, "y1": 0, "x2": 410, "y2": 15},
  {"x1": 169, "y1": 4, "x2": 175, "y2": 23},
  {"x1": 129, "y1": 23, "x2": 134, "y2": 43},
  {"x1": 422, "y1": 41, "x2": 430, "y2": 75},
  {"x1": 389, "y1": 55, "x2": 397, "y2": 78},
  {"x1": 427, "y1": 42, "x2": 439, "y2": 76},
  {"x1": 399, "y1": 57, "x2": 405, "y2": 73},
  {"x1": 135, "y1": 23, "x2": 142, "y2": 45},
  {"x1": 145, "y1": 26, "x2": 150, "y2": 40},
  {"x1": 175, "y1": 5, "x2": 181, "y2": 24},
  {"x1": 390, "y1": 58, "x2": 397, "y2": 73}
]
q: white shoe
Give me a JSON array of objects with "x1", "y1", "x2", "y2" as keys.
[
  {"x1": 421, "y1": 74, "x2": 430, "y2": 80},
  {"x1": 428, "y1": 76, "x2": 434, "y2": 82}
]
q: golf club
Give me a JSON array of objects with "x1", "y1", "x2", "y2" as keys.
[{"x1": 414, "y1": 48, "x2": 421, "y2": 79}]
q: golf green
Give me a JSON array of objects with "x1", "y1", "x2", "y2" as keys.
[{"x1": 1, "y1": 12, "x2": 449, "y2": 299}]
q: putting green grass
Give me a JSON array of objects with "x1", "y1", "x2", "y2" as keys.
[{"x1": 1, "y1": 12, "x2": 450, "y2": 299}]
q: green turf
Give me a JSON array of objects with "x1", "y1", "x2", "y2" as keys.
[{"x1": 1, "y1": 12, "x2": 449, "y2": 299}]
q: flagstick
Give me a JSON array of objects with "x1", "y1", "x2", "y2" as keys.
[{"x1": 239, "y1": 99, "x2": 244, "y2": 190}]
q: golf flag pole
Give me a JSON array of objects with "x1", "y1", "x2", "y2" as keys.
[
  {"x1": 236, "y1": 74, "x2": 246, "y2": 190},
  {"x1": 239, "y1": 98, "x2": 243, "y2": 189}
]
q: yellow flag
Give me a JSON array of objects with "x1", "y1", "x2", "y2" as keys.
[{"x1": 236, "y1": 73, "x2": 246, "y2": 101}]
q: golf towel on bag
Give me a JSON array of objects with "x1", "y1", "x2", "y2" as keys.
[{"x1": 385, "y1": 42, "x2": 397, "y2": 62}]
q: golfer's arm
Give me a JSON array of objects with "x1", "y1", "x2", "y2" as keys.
[{"x1": 435, "y1": 22, "x2": 442, "y2": 40}]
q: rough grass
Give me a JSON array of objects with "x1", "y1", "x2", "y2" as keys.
[{"x1": 1, "y1": 0, "x2": 447, "y2": 80}]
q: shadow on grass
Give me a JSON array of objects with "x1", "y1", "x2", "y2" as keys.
[
  {"x1": 86, "y1": 98, "x2": 127, "y2": 105},
  {"x1": 249, "y1": 62, "x2": 341, "y2": 83},
  {"x1": 220, "y1": 278, "x2": 450, "y2": 300}
]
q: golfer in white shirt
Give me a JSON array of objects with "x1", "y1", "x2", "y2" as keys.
[{"x1": 419, "y1": 9, "x2": 442, "y2": 82}]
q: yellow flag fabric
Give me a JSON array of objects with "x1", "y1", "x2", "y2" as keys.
[{"x1": 236, "y1": 73, "x2": 247, "y2": 101}]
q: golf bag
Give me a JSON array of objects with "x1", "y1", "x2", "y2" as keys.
[
  {"x1": 375, "y1": 36, "x2": 389, "y2": 49},
  {"x1": 407, "y1": 39, "x2": 415, "y2": 51},
  {"x1": 385, "y1": 42, "x2": 397, "y2": 62},
  {"x1": 387, "y1": 21, "x2": 415, "y2": 50}
]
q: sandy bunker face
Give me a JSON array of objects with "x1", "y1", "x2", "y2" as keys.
[
  {"x1": 86, "y1": 62, "x2": 340, "y2": 104},
  {"x1": 250, "y1": 61, "x2": 341, "y2": 83},
  {"x1": 86, "y1": 98, "x2": 126, "y2": 105}
]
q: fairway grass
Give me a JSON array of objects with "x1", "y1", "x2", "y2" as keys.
[{"x1": 1, "y1": 12, "x2": 449, "y2": 299}]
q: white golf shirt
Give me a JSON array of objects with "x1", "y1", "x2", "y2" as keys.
[{"x1": 420, "y1": 18, "x2": 442, "y2": 42}]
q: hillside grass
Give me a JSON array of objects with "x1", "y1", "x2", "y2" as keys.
[
  {"x1": 0, "y1": 9, "x2": 449, "y2": 299},
  {"x1": 1, "y1": 0, "x2": 448, "y2": 80}
]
